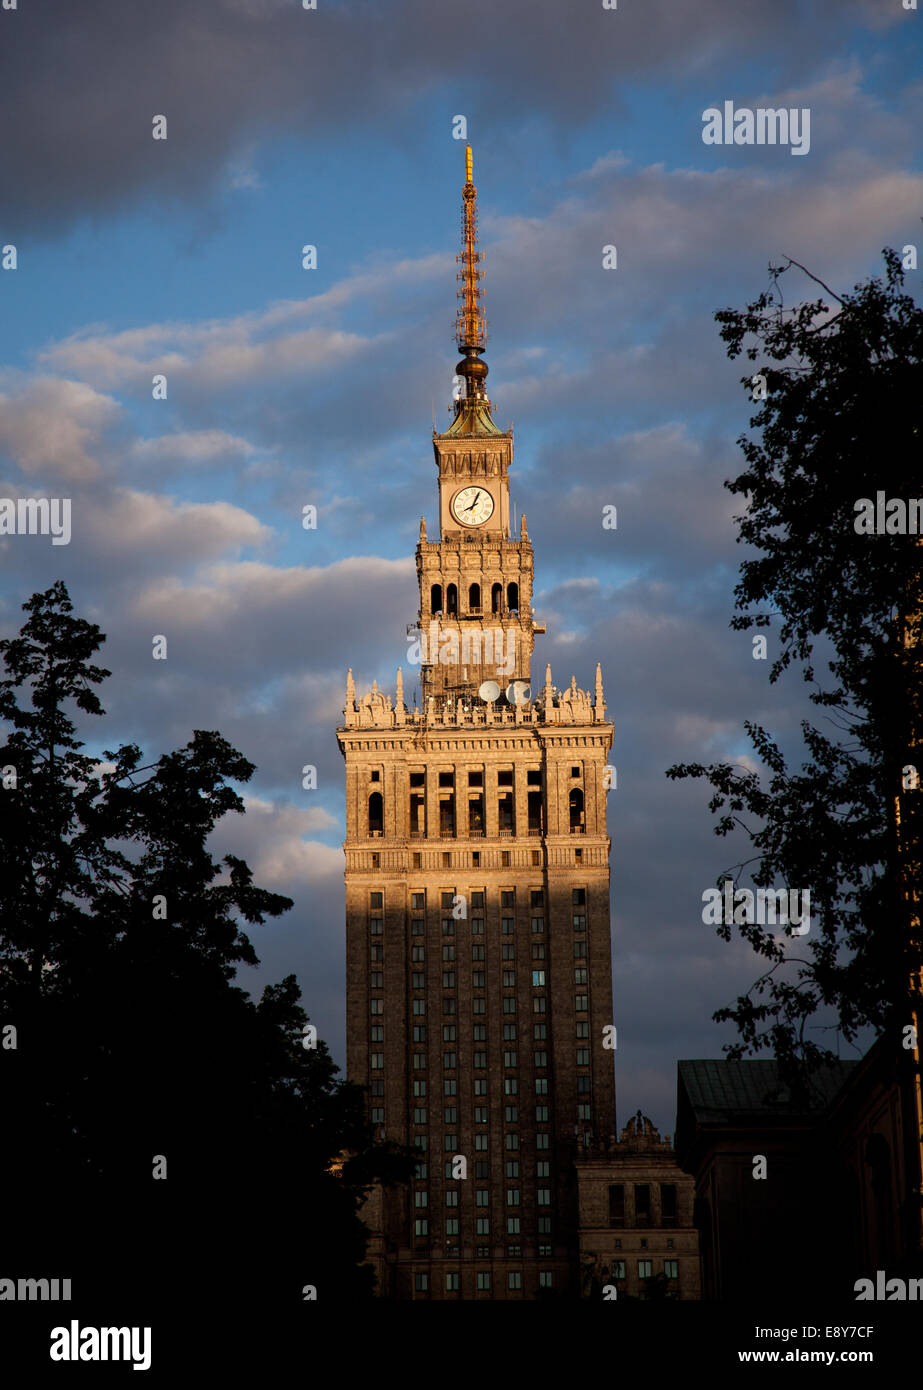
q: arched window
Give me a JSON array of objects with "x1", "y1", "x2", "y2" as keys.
[
  {"x1": 507, "y1": 582, "x2": 519, "y2": 613},
  {"x1": 368, "y1": 791, "x2": 384, "y2": 835},
  {"x1": 446, "y1": 584, "x2": 458, "y2": 616},
  {"x1": 569, "y1": 787, "x2": 584, "y2": 830},
  {"x1": 431, "y1": 584, "x2": 443, "y2": 615},
  {"x1": 468, "y1": 583, "x2": 481, "y2": 613},
  {"x1": 491, "y1": 582, "x2": 503, "y2": 615}
]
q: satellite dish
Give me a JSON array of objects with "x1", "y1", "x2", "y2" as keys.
[
  {"x1": 479, "y1": 680, "x2": 501, "y2": 703},
  {"x1": 506, "y1": 681, "x2": 531, "y2": 705}
]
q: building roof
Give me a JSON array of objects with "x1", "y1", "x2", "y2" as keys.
[{"x1": 677, "y1": 1058, "x2": 858, "y2": 1126}]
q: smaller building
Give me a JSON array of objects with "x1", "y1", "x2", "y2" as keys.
[{"x1": 576, "y1": 1111, "x2": 701, "y2": 1299}]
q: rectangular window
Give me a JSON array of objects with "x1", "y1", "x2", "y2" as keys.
[
  {"x1": 577, "y1": 1075, "x2": 591, "y2": 1093},
  {"x1": 415, "y1": 1191, "x2": 428, "y2": 1208},
  {"x1": 532, "y1": 998, "x2": 546, "y2": 1014},
  {"x1": 471, "y1": 917, "x2": 484, "y2": 935},
  {"x1": 412, "y1": 999, "x2": 425, "y2": 1015},
  {"x1": 442, "y1": 919, "x2": 455, "y2": 936},
  {"x1": 661, "y1": 1183, "x2": 677, "y2": 1227},
  {"x1": 442, "y1": 971, "x2": 456, "y2": 988},
  {"x1": 443, "y1": 998, "x2": 456, "y2": 1014},
  {"x1": 413, "y1": 1052, "x2": 426, "y2": 1069},
  {"x1": 504, "y1": 1105, "x2": 518, "y2": 1122},
  {"x1": 638, "y1": 1260, "x2": 652, "y2": 1280},
  {"x1": 531, "y1": 943, "x2": 545, "y2": 960},
  {"x1": 445, "y1": 1218, "x2": 459, "y2": 1235},
  {"x1": 474, "y1": 1052, "x2": 487, "y2": 1068},
  {"x1": 474, "y1": 1078, "x2": 487, "y2": 1095},
  {"x1": 412, "y1": 972, "x2": 425, "y2": 989},
  {"x1": 505, "y1": 1160, "x2": 519, "y2": 1178},
  {"x1": 475, "y1": 1161, "x2": 489, "y2": 1179},
  {"x1": 444, "y1": 1134, "x2": 458, "y2": 1151},
  {"x1": 502, "y1": 970, "x2": 515, "y2": 987},
  {"x1": 476, "y1": 1272, "x2": 491, "y2": 1290},
  {"x1": 414, "y1": 1272, "x2": 429, "y2": 1290},
  {"x1": 537, "y1": 1188, "x2": 551, "y2": 1206},
  {"x1": 665, "y1": 1260, "x2": 679, "y2": 1280},
  {"x1": 536, "y1": 1160, "x2": 550, "y2": 1178},
  {"x1": 536, "y1": 1134, "x2": 549, "y2": 1150},
  {"x1": 573, "y1": 915, "x2": 586, "y2": 932},
  {"x1": 504, "y1": 1078, "x2": 518, "y2": 1095},
  {"x1": 532, "y1": 970, "x2": 546, "y2": 986},
  {"x1": 370, "y1": 892, "x2": 383, "y2": 908},
  {"x1": 414, "y1": 1220, "x2": 428, "y2": 1236},
  {"x1": 445, "y1": 1273, "x2": 460, "y2": 1291},
  {"x1": 471, "y1": 891, "x2": 484, "y2": 907},
  {"x1": 577, "y1": 1103, "x2": 591, "y2": 1120},
  {"x1": 472, "y1": 971, "x2": 485, "y2": 987},
  {"x1": 413, "y1": 1108, "x2": 427, "y2": 1124},
  {"x1": 501, "y1": 917, "x2": 514, "y2": 934},
  {"x1": 411, "y1": 892, "x2": 425, "y2": 910},
  {"x1": 575, "y1": 995, "x2": 588, "y2": 1012},
  {"x1": 576, "y1": 1048, "x2": 590, "y2": 1065},
  {"x1": 506, "y1": 1189, "x2": 520, "y2": 1206},
  {"x1": 476, "y1": 1218, "x2": 490, "y2": 1236},
  {"x1": 501, "y1": 890, "x2": 515, "y2": 906},
  {"x1": 530, "y1": 914, "x2": 545, "y2": 937},
  {"x1": 506, "y1": 1218, "x2": 521, "y2": 1236},
  {"x1": 612, "y1": 1261, "x2": 625, "y2": 1280},
  {"x1": 576, "y1": 1021, "x2": 589, "y2": 1038},
  {"x1": 442, "y1": 944, "x2": 455, "y2": 961},
  {"x1": 502, "y1": 944, "x2": 515, "y2": 961},
  {"x1": 370, "y1": 999, "x2": 383, "y2": 1015},
  {"x1": 444, "y1": 1079, "x2": 457, "y2": 1096},
  {"x1": 413, "y1": 1081, "x2": 426, "y2": 1098},
  {"x1": 412, "y1": 1025, "x2": 425, "y2": 1043},
  {"x1": 535, "y1": 1105, "x2": 549, "y2": 1122},
  {"x1": 371, "y1": 1107, "x2": 384, "y2": 1124},
  {"x1": 574, "y1": 941, "x2": 587, "y2": 958},
  {"x1": 370, "y1": 1025, "x2": 384, "y2": 1042},
  {"x1": 473, "y1": 1024, "x2": 486, "y2": 1040},
  {"x1": 534, "y1": 1051, "x2": 548, "y2": 1068},
  {"x1": 476, "y1": 1189, "x2": 489, "y2": 1207},
  {"x1": 475, "y1": 1133, "x2": 488, "y2": 1150},
  {"x1": 472, "y1": 998, "x2": 485, "y2": 1014},
  {"x1": 573, "y1": 968, "x2": 587, "y2": 985},
  {"x1": 503, "y1": 1050, "x2": 517, "y2": 1067},
  {"x1": 474, "y1": 1106, "x2": 488, "y2": 1123},
  {"x1": 443, "y1": 1025, "x2": 456, "y2": 1041},
  {"x1": 635, "y1": 1184, "x2": 651, "y2": 1227},
  {"x1": 502, "y1": 998, "x2": 516, "y2": 1014},
  {"x1": 370, "y1": 945, "x2": 383, "y2": 962},
  {"x1": 530, "y1": 889, "x2": 544, "y2": 906},
  {"x1": 411, "y1": 946, "x2": 425, "y2": 962},
  {"x1": 444, "y1": 1107, "x2": 457, "y2": 1123},
  {"x1": 411, "y1": 919, "x2": 423, "y2": 935},
  {"x1": 443, "y1": 1053, "x2": 456, "y2": 1069},
  {"x1": 505, "y1": 1133, "x2": 519, "y2": 1151},
  {"x1": 534, "y1": 1078, "x2": 548, "y2": 1094},
  {"x1": 369, "y1": 918, "x2": 383, "y2": 935},
  {"x1": 572, "y1": 888, "x2": 586, "y2": 906}
]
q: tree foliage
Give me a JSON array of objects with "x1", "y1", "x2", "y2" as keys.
[
  {"x1": 667, "y1": 251, "x2": 923, "y2": 1071},
  {"x1": 0, "y1": 581, "x2": 413, "y2": 1308}
]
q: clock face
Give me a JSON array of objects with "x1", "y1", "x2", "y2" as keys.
[{"x1": 452, "y1": 486, "x2": 495, "y2": 526}]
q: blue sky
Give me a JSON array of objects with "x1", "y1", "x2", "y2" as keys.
[{"x1": 1, "y1": 0, "x2": 920, "y2": 1129}]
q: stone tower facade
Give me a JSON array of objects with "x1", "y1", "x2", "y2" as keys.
[{"x1": 336, "y1": 148, "x2": 615, "y2": 1299}]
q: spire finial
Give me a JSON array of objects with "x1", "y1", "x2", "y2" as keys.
[{"x1": 454, "y1": 145, "x2": 489, "y2": 407}]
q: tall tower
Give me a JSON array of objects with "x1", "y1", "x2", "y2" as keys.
[{"x1": 337, "y1": 148, "x2": 615, "y2": 1299}]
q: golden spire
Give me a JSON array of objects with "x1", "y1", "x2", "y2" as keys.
[{"x1": 455, "y1": 144, "x2": 489, "y2": 404}]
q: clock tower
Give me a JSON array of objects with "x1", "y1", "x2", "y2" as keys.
[
  {"x1": 418, "y1": 146, "x2": 544, "y2": 704},
  {"x1": 337, "y1": 147, "x2": 616, "y2": 1300}
]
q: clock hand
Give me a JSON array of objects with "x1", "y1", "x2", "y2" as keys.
[{"x1": 465, "y1": 493, "x2": 482, "y2": 512}]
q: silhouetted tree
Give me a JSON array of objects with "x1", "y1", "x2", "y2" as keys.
[
  {"x1": 667, "y1": 250, "x2": 922, "y2": 1075},
  {"x1": 0, "y1": 582, "x2": 414, "y2": 1310}
]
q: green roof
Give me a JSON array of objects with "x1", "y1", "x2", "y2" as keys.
[
  {"x1": 677, "y1": 1058, "x2": 857, "y2": 1124},
  {"x1": 442, "y1": 400, "x2": 503, "y2": 437}
]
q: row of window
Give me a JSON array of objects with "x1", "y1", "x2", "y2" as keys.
[
  {"x1": 415, "y1": 1271, "x2": 554, "y2": 1292},
  {"x1": 409, "y1": 1160, "x2": 548, "y2": 1181},
  {"x1": 415, "y1": 1188, "x2": 552, "y2": 1208},
  {"x1": 411, "y1": 1133, "x2": 557, "y2": 1152},
  {"x1": 384, "y1": 968, "x2": 588, "y2": 989},
  {"x1": 609, "y1": 1260, "x2": 680, "y2": 1280},
  {"x1": 414, "y1": 1217, "x2": 551, "y2": 1236},
  {"x1": 367, "y1": 889, "x2": 587, "y2": 910},
  {"x1": 609, "y1": 1183, "x2": 678, "y2": 1227}
]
